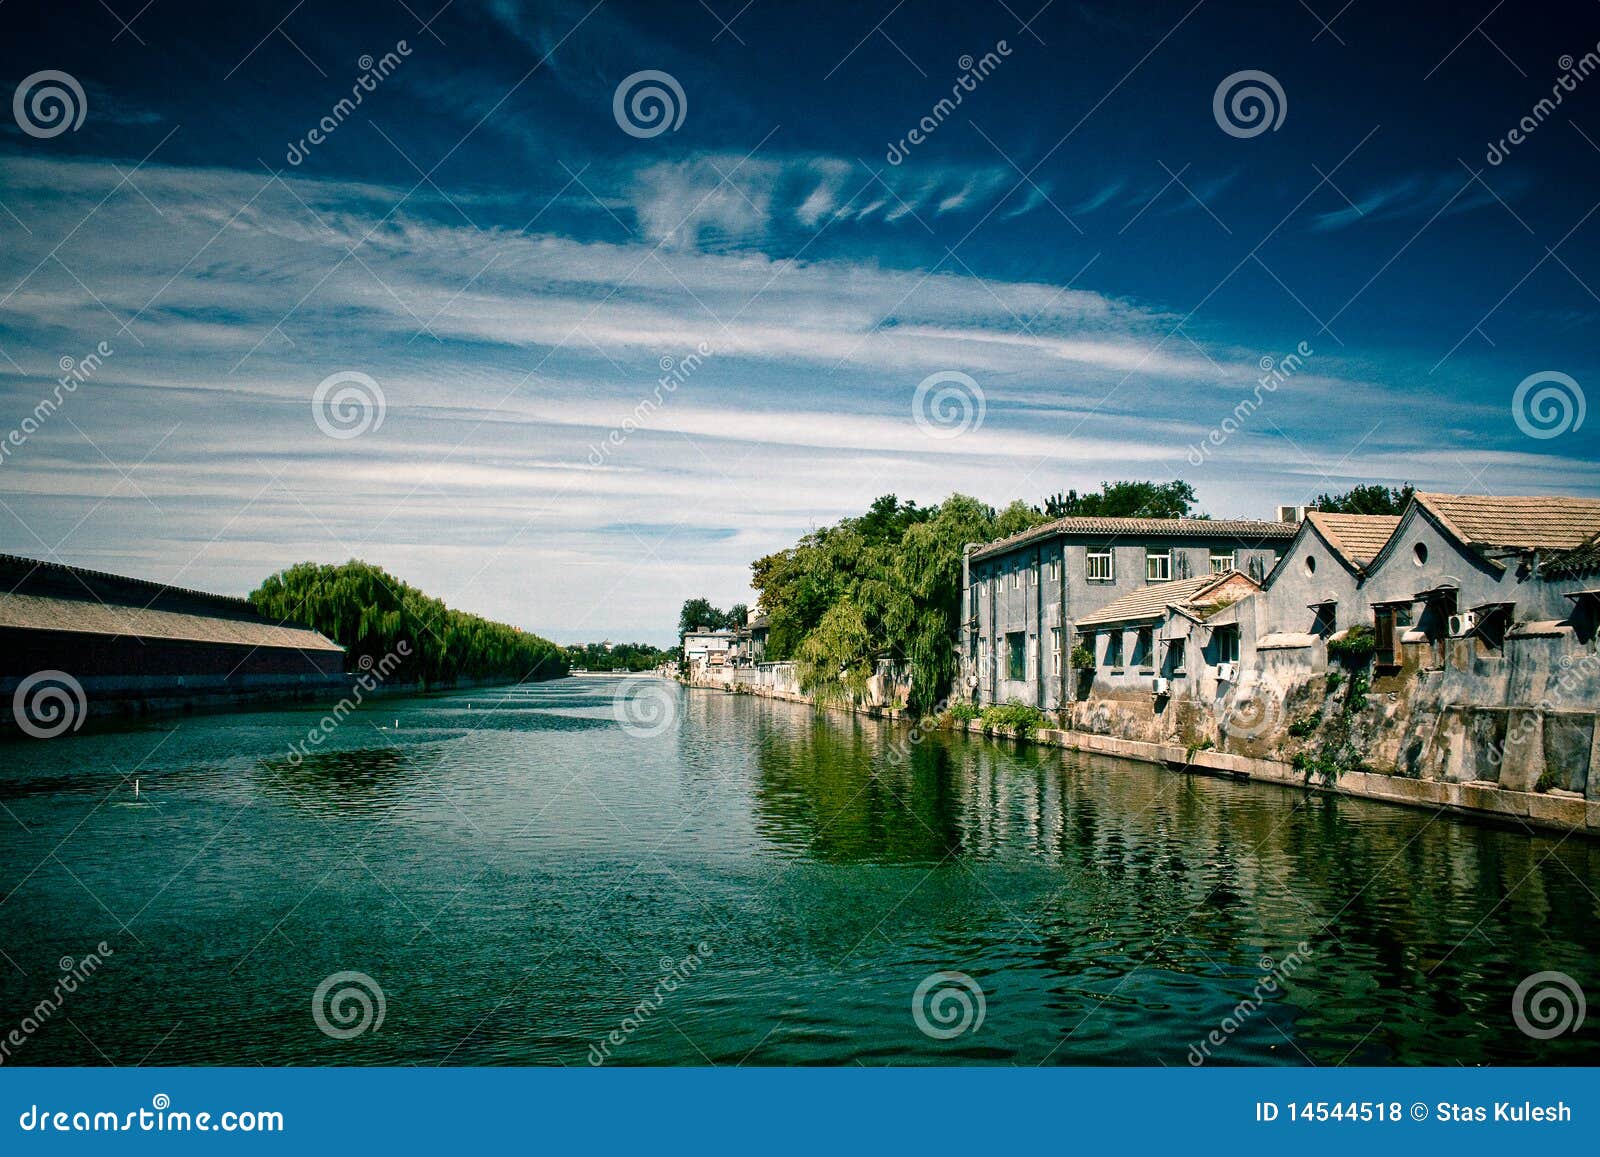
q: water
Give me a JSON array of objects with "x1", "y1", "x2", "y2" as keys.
[{"x1": 1, "y1": 677, "x2": 1596, "y2": 1066}]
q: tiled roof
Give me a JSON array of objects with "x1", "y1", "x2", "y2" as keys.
[
  {"x1": 1075, "y1": 571, "x2": 1258, "y2": 628},
  {"x1": 0, "y1": 591, "x2": 345, "y2": 652},
  {"x1": 1414, "y1": 493, "x2": 1600, "y2": 551},
  {"x1": 1544, "y1": 532, "x2": 1600, "y2": 579},
  {"x1": 1305, "y1": 512, "x2": 1402, "y2": 570},
  {"x1": 971, "y1": 515, "x2": 1296, "y2": 560}
]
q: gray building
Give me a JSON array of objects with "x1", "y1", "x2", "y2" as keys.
[{"x1": 962, "y1": 515, "x2": 1297, "y2": 709}]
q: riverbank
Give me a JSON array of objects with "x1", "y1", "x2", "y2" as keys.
[{"x1": 685, "y1": 675, "x2": 1600, "y2": 838}]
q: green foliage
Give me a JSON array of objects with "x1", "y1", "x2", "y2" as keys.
[
  {"x1": 1327, "y1": 624, "x2": 1377, "y2": 664},
  {"x1": 1069, "y1": 644, "x2": 1096, "y2": 669},
  {"x1": 250, "y1": 561, "x2": 567, "y2": 688},
  {"x1": 567, "y1": 642, "x2": 672, "y2": 672},
  {"x1": 1287, "y1": 715, "x2": 1320, "y2": 738},
  {"x1": 979, "y1": 702, "x2": 1048, "y2": 737},
  {"x1": 1042, "y1": 480, "x2": 1199, "y2": 520},
  {"x1": 942, "y1": 702, "x2": 980, "y2": 724},
  {"x1": 678, "y1": 597, "x2": 746, "y2": 638},
  {"x1": 1324, "y1": 669, "x2": 1345, "y2": 694},
  {"x1": 1313, "y1": 483, "x2": 1414, "y2": 516},
  {"x1": 1187, "y1": 738, "x2": 1215, "y2": 761},
  {"x1": 752, "y1": 493, "x2": 1040, "y2": 715},
  {"x1": 1536, "y1": 768, "x2": 1562, "y2": 793}
]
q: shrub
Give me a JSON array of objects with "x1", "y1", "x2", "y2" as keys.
[
  {"x1": 1327, "y1": 624, "x2": 1377, "y2": 664},
  {"x1": 943, "y1": 702, "x2": 979, "y2": 724},
  {"x1": 980, "y1": 701, "x2": 1048, "y2": 737},
  {"x1": 1287, "y1": 715, "x2": 1320, "y2": 738},
  {"x1": 1069, "y1": 645, "x2": 1096, "y2": 669}
]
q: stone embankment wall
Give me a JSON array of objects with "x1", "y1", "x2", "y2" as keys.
[{"x1": 686, "y1": 653, "x2": 1600, "y2": 838}]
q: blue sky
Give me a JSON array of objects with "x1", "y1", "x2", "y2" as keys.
[{"x1": 1, "y1": 0, "x2": 1597, "y2": 644}]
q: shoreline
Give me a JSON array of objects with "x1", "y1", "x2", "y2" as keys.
[{"x1": 684, "y1": 677, "x2": 1600, "y2": 839}]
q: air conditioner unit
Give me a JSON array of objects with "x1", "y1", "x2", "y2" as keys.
[
  {"x1": 1216, "y1": 662, "x2": 1237, "y2": 682},
  {"x1": 1277, "y1": 504, "x2": 1308, "y2": 524},
  {"x1": 1448, "y1": 611, "x2": 1478, "y2": 638},
  {"x1": 1151, "y1": 677, "x2": 1170, "y2": 696}
]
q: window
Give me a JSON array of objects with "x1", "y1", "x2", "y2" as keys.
[
  {"x1": 1215, "y1": 626, "x2": 1240, "y2": 665},
  {"x1": 1146, "y1": 548, "x2": 1172, "y2": 583},
  {"x1": 1029, "y1": 563, "x2": 1038, "y2": 586},
  {"x1": 1374, "y1": 608, "x2": 1400, "y2": 666},
  {"x1": 1007, "y1": 632, "x2": 1025, "y2": 680},
  {"x1": 1011, "y1": 564, "x2": 1021, "y2": 590},
  {"x1": 1086, "y1": 547, "x2": 1114, "y2": 582},
  {"x1": 1132, "y1": 626, "x2": 1153, "y2": 668},
  {"x1": 1414, "y1": 542, "x2": 1429, "y2": 566},
  {"x1": 1304, "y1": 554, "x2": 1317, "y2": 576},
  {"x1": 1045, "y1": 558, "x2": 1059, "y2": 584},
  {"x1": 1106, "y1": 630, "x2": 1124, "y2": 669},
  {"x1": 1312, "y1": 602, "x2": 1336, "y2": 636},
  {"x1": 1050, "y1": 627, "x2": 1062, "y2": 675},
  {"x1": 1210, "y1": 549, "x2": 1235, "y2": 574}
]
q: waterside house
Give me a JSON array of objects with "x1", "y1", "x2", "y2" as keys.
[{"x1": 961, "y1": 514, "x2": 1298, "y2": 710}]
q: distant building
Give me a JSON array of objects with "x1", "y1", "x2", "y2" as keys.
[
  {"x1": 962, "y1": 515, "x2": 1297, "y2": 709},
  {"x1": 0, "y1": 552, "x2": 345, "y2": 728},
  {"x1": 682, "y1": 626, "x2": 736, "y2": 668}
]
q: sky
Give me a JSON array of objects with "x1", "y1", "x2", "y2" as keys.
[{"x1": 1, "y1": 0, "x2": 1598, "y2": 645}]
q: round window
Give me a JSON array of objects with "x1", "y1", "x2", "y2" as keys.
[
  {"x1": 1413, "y1": 542, "x2": 1428, "y2": 566},
  {"x1": 1304, "y1": 554, "x2": 1316, "y2": 575}
]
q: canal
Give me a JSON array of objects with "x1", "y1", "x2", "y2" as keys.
[{"x1": 1, "y1": 677, "x2": 1595, "y2": 1066}]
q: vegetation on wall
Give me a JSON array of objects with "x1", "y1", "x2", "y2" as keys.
[
  {"x1": 250, "y1": 561, "x2": 568, "y2": 688},
  {"x1": 1327, "y1": 624, "x2": 1377, "y2": 664}
]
